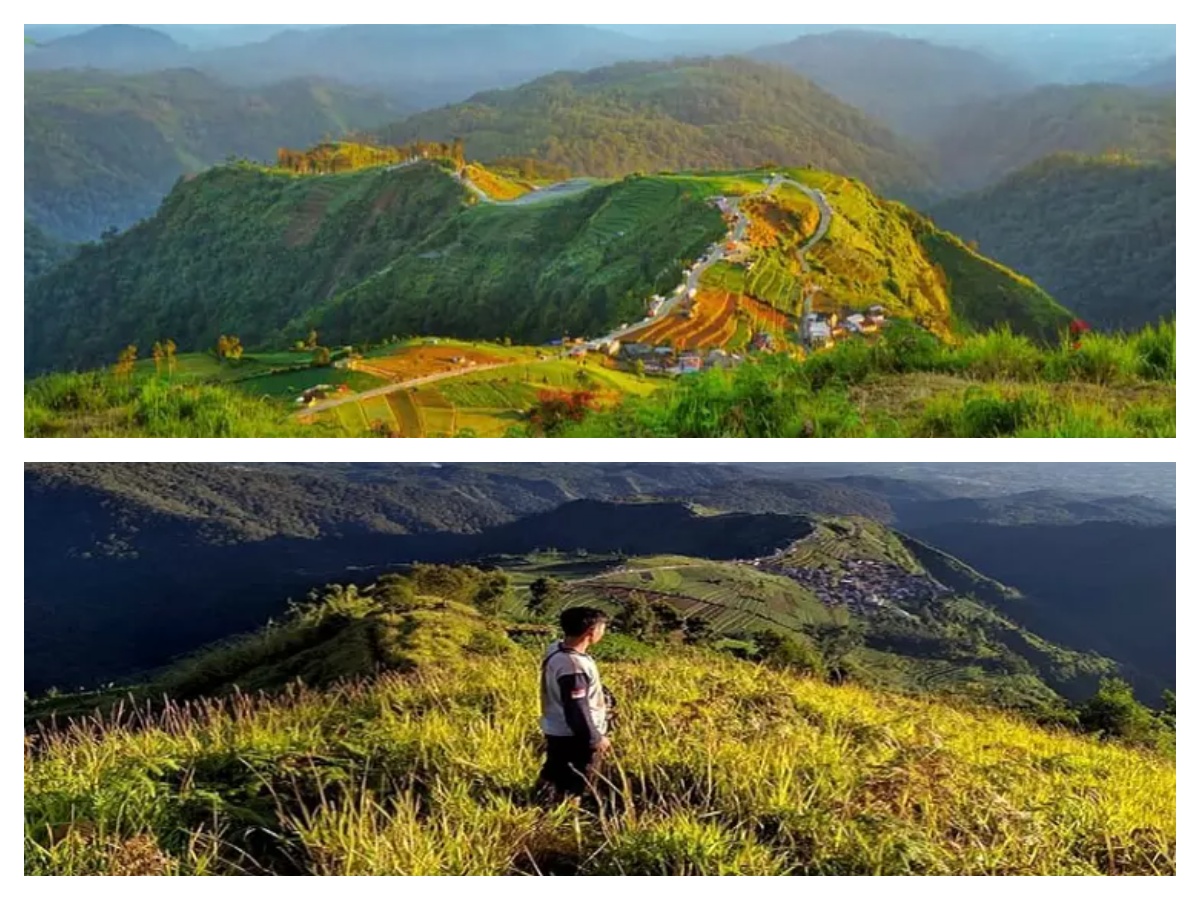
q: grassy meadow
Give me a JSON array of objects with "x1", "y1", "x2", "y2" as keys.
[{"x1": 25, "y1": 639, "x2": 1174, "y2": 875}]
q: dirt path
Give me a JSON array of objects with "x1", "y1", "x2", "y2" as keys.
[{"x1": 297, "y1": 361, "x2": 514, "y2": 417}]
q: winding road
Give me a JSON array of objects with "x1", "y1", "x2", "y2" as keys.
[{"x1": 595, "y1": 174, "x2": 832, "y2": 345}]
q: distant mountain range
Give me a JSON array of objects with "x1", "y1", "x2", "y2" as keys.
[
  {"x1": 24, "y1": 23, "x2": 189, "y2": 71},
  {"x1": 27, "y1": 23, "x2": 1176, "y2": 85},
  {"x1": 751, "y1": 30, "x2": 1030, "y2": 138},
  {"x1": 930, "y1": 83, "x2": 1175, "y2": 191},
  {"x1": 24, "y1": 24, "x2": 1177, "y2": 247},
  {"x1": 25, "y1": 68, "x2": 403, "y2": 241},
  {"x1": 1122, "y1": 55, "x2": 1175, "y2": 92}
]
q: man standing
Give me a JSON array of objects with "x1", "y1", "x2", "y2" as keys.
[{"x1": 537, "y1": 606, "x2": 611, "y2": 802}]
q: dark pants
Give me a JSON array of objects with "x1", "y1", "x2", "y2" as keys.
[{"x1": 537, "y1": 735, "x2": 599, "y2": 798}]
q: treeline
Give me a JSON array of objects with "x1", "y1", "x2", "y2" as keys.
[{"x1": 275, "y1": 138, "x2": 466, "y2": 175}]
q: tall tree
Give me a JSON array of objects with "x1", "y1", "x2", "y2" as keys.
[
  {"x1": 616, "y1": 591, "x2": 656, "y2": 640},
  {"x1": 527, "y1": 576, "x2": 562, "y2": 616}
]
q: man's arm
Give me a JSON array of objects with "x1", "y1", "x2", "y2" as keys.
[{"x1": 557, "y1": 673, "x2": 603, "y2": 746}]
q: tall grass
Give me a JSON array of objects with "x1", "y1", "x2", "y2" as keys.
[
  {"x1": 569, "y1": 319, "x2": 1175, "y2": 438},
  {"x1": 24, "y1": 374, "x2": 328, "y2": 438},
  {"x1": 25, "y1": 321, "x2": 1174, "y2": 438},
  {"x1": 25, "y1": 649, "x2": 1175, "y2": 875}
]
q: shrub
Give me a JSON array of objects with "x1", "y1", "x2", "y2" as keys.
[
  {"x1": 754, "y1": 631, "x2": 826, "y2": 677},
  {"x1": 1133, "y1": 320, "x2": 1175, "y2": 381},
  {"x1": 954, "y1": 328, "x2": 1043, "y2": 380},
  {"x1": 526, "y1": 389, "x2": 598, "y2": 436},
  {"x1": 921, "y1": 388, "x2": 1044, "y2": 437},
  {"x1": 1049, "y1": 333, "x2": 1139, "y2": 385},
  {"x1": 1078, "y1": 678, "x2": 1163, "y2": 746}
]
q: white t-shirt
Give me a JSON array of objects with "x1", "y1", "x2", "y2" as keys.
[{"x1": 539, "y1": 641, "x2": 608, "y2": 739}]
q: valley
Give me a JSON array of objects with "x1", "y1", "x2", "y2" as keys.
[{"x1": 25, "y1": 462, "x2": 1174, "y2": 706}]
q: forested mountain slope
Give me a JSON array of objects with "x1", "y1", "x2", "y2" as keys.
[
  {"x1": 380, "y1": 58, "x2": 935, "y2": 197},
  {"x1": 930, "y1": 155, "x2": 1174, "y2": 330}
]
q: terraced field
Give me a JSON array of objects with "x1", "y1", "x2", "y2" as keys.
[
  {"x1": 461, "y1": 164, "x2": 533, "y2": 201},
  {"x1": 559, "y1": 558, "x2": 834, "y2": 633},
  {"x1": 623, "y1": 290, "x2": 739, "y2": 349},
  {"x1": 745, "y1": 251, "x2": 805, "y2": 311},
  {"x1": 739, "y1": 295, "x2": 795, "y2": 332},
  {"x1": 359, "y1": 341, "x2": 523, "y2": 381},
  {"x1": 315, "y1": 356, "x2": 655, "y2": 436}
]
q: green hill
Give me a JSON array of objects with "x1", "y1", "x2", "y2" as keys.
[
  {"x1": 24, "y1": 160, "x2": 467, "y2": 373},
  {"x1": 24, "y1": 68, "x2": 402, "y2": 241},
  {"x1": 25, "y1": 572, "x2": 1174, "y2": 875},
  {"x1": 25, "y1": 156, "x2": 1076, "y2": 375},
  {"x1": 929, "y1": 155, "x2": 1175, "y2": 330},
  {"x1": 379, "y1": 57, "x2": 935, "y2": 197},
  {"x1": 931, "y1": 84, "x2": 1175, "y2": 191}
]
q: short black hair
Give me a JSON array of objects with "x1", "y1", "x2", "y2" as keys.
[{"x1": 560, "y1": 606, "x2": 608, "y2": 638}]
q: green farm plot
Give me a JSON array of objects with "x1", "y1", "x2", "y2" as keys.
[
  {"x1": 668, "y1": 172, "x2": 772, "y2": 198},
  {"x1": 700, "y1": 260, "x2": 747, "y2": 295},
  {"x1": 387, "y1": 390, "x2": 423, "y2": 436},
  {"x1": 438, "y1": 373, "x2": 540, "y2": 409},
  {"x1": 333, "y1": 402, "x2": 371, "y2": 434},
  {"x1": 358, "y1": 394, "x2": 399, "y2": 432},
  {"x1": 234, "y1": 366, "x2": 385, "y2": 399},
  {"x1": 412, "y1": 388, "x2": 457, "y2": 437},
  {"x1": 133, "y1": 352, "x2": 302, "y2": 384}
]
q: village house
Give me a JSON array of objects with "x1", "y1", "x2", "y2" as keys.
[
  {"x1": 621, "y1": 342, "x2": 654, "y2": 359},
  {"x1": 295, "y1": 384, "x2": 341, "y2": 406}
]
